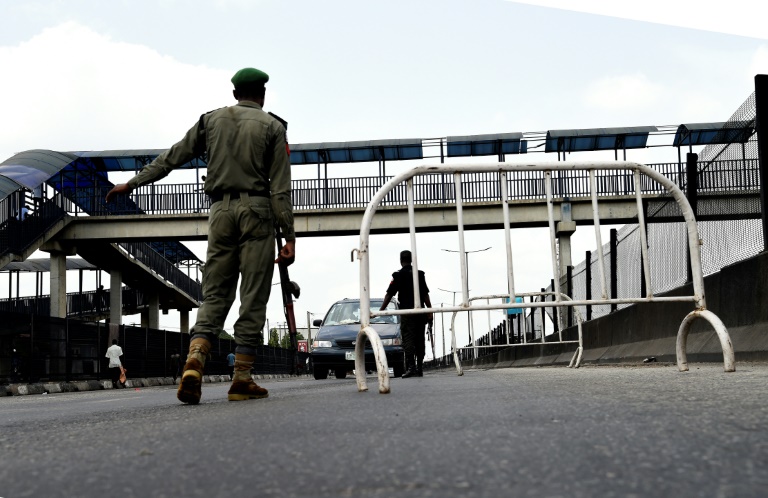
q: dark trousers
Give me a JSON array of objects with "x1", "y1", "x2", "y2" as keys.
[
  {"x1": 401, "y1": 316, "x2": 426, "y2": 362},
  {"x1": 110, "y1": 366, "x2": 121, "y2": 386}
]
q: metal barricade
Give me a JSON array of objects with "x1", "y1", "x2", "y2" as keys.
[
  {"x1": 448, "y1": 292, "x2": 585, "y2": 376},
  {"x1": 354, "y1": 162, "x2": 735, "y2": 394}
]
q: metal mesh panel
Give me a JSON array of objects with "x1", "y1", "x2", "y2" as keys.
[
  {"x1": 570, "y1": 261, "x2": 588, "y2": 322},
  {"x1": 560, "y1": 90, "x2": 763, "y2": 321},
  {"x1": 616, "y1": 226, "x2": 641, "y2": 311},
  {"x1": 590, "y1": 248, "x2": 611, "y2": 318},
  {"x1": 699, "y1": 219, "x2": 764, "y2": 273},
  {"x1": 699, "y1": 92, "x2": 757, "y2": 164},
  {"x1": 647, "y1": 222, "x2": 688, "y2": 294}
]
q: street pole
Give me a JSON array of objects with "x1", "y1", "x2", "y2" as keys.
[
  {"x1": 441, "y1": 247, "x2": 490, "y2": 359},
  {"x1": 440, "y1": 303, "x2": 446, "y2": 367},
  {"x1": 438, "y1": 288, "x2": 462, "y2": 357}
]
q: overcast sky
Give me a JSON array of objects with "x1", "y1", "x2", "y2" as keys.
[{"x1": 1, "y1": 0, "x2": 766, "y2": 355}]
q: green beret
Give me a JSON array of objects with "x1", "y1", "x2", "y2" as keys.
[{"x1": 231, "y1": 67, "x2": 269, "y2": 88}]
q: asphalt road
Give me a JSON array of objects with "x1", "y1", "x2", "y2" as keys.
[{"x1": 1, "y1": 363, "x2": 767, "y2": 498}]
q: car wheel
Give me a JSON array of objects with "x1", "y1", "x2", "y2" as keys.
[
  {"x1": 393, "y1": 363, "x2": 405, "y2": 378},
  {"x1": 334, "y1": 369, "x2": 347, "y2": 379},
  {"x1": 313, "y1": 366, "x2": 328, "y2": 380}
]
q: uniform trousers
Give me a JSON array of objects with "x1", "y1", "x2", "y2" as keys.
[
  {"x1": 192, "y1": 193, "x2": 275, "y2": 349},
  {"x1": 400, "y1": 315, "x2": 426, "y2": 361}
]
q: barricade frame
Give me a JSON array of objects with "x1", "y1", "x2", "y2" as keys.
[
  {"x1": 448, "y1": 291, "x2": 585, "y2": 376},
  {"x1": 354, "y1": 161, "x2": 735, "y2": 394}
]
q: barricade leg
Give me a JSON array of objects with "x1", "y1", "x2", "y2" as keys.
[
  {"x1": 354, "y1": 326, "x2": 390, "y2": 394},
  {"x1": 676, "y1": 309, "x2": 735, "y2": 373}
]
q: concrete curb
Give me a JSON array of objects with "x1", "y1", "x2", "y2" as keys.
[{"x1": 2, "y1": 373, "x2": 310, "y2": 397}]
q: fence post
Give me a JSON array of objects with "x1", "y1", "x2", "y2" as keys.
[
  {"x1": 29, "y1": 314, "x2": 34, "y2": 383},
  {"x1": 65, "y1": 317, "x2": 70, "y2": 382},
  {"x1": 686, "y1": 152, "x2": 699, "y2": 283},
  {"x1": 754, "y1": 74, "x2": 768, "y2": 252},
  {"x1": 585, "y1": 251, "x2": 592, "y2": 320},
  {"x1": 540, "y1": 287, "x2": 546, "y2": 340},
  {"x1": 550, "y1": 279, "x2": 558, "y2": 335},
  {"x1": 97, "y1": 321, "x2": 102, "y2": 381},
  {"x1": 566, "y1": 265, "x2": 573, "y2": 328},
  {"x1": 610, "y1": 229, "x2": 618, "y2": 312}
]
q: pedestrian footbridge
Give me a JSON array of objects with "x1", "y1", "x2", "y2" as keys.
[{"x1": 0, "y1": 119, "x2": 762, "y2": 331}]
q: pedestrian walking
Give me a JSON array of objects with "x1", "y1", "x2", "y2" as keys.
[
  {"x1": 105, "y1": 339, "x2": 124, "y2": 389},
  {"x1": 106, "y1": 67, "x2": 295, "y2": 404},
  {"x1": 169, "y1": 351, "x2": 182, "y2": 383},
  {"x1": 227, "y1": 352, "x2": 236, "y2": 377},
  {"x1": 380, "y1": 250, "x2": 433, "y2": 378}
]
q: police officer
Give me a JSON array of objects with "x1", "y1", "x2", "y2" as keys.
[
  {"x1": 106, "y1": 67, "x2": 295, "y2": 404},
  {"x1": 380, "y1": 250, "x2": 433, "y2": 377}
]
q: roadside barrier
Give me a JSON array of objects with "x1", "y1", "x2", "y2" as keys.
[
  {"x1": 355, "y1": 162, "x2": 735, "y2": 394},
  {"x1": 448, "y1": 292, "x2": 585, "y2": 376}
]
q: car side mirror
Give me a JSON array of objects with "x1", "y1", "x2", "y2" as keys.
[{"x1": 313, "y1": 319, "x2": 322, "y2": 327}]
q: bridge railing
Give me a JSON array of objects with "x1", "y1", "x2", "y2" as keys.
[
  {"x1": 31, "y1": 159, "x2": 757, "y2": 217},
  {"x1": 355, "y1": 161, "x2": 737, "y2": 394},
  {"x1": 0, "y1": 287, "x2": 147, "y2": 318}
]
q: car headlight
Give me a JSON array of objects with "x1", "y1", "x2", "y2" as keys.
[
  {"x1": 313, "y1": 340, "x2": 332, "y2": 348},
  {"x1": 380, "y1": 338, "x2": 401, "y2": 346}
]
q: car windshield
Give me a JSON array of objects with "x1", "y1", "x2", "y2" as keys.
[{"x1": 323, "y1": 300, "x2": 399, "y2": 326}]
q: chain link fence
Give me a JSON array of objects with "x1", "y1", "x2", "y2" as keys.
[{"x1": 540, "y1": 91, "x2": 763, "y2": 329}]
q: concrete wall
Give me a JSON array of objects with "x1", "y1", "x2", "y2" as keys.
[{"x1": 465, "y1": 250, "x2": 768, "y2": 368}]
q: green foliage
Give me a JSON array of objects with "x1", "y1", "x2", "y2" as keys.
[
  {"x1": 268, "y1": 328, "x2": 280, "y2": 347},
  {"x1": 278, "y1": 329, "x2": 305, "y2": 349}
]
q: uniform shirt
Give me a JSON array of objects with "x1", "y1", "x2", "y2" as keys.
[
  {"x1": 227, "y1": 353, "x2": 236, "y2": 367},
  {"x1": 385, "y1": 265, "x2": 430, "y2": 310},
  {"x1": 126, "y1": 101, "x2": 295, "y2": 241},
  {"x1": 105, "y1": 344, "x2": 123, "y2": 368}
]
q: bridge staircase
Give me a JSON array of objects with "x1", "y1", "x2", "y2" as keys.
[{"x1": 0, "y1": 153, "x2": 202, "y2": 308}]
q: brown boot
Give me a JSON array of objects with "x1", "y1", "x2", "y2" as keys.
[
  {"x1": 228, "y1": 354, "x2": 269, "y2": 401},
  {"x1": 177, "y1": 337, "x2": 211, "y2": 405}
]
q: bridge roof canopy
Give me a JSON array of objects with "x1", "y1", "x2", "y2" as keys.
[
  {"x1": 0, "y1": 149, "x2": 203, "y2": 266},
  {"x1": 673, "y1": 121, "x2": 755, "y2": 146},
  {"x1": 0, "y1": 150, "x2": 78, "y2": 196},
  {"x1": 447, "y1": 133, "x2": 526, "y2": 157},
  {"x1": 289, "y1": 139, "x2": 423, "y2": 165},
  {"x1": 545, "y1": 126, "x2": 657, "y2": 153},
  {"x1": 2, "y1": 257, "x2": 97, "y2": 273},
  {"x1": 73, "y1": 149, "x2": 170, "y2": 172}
]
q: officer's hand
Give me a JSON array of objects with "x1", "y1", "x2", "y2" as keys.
[
  {"x1": 276, "y1": 240, "x2": 295, "y2": 266},
  {"x1": 106, "y1": 184, "x2": 133, "y2": 202}
]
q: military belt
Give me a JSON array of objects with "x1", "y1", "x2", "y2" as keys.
[{"x1": 209, "y1": 191, "x2": 269, "y2": 203}]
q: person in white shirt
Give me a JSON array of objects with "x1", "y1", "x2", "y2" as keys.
[{"x1": 105, "y1": 340, "x2": 124, "y2": 388}]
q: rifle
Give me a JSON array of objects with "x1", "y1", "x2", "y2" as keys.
[
  {"x1": 268, "y1": 111, "x2": 301, "y2": 374},
  {"x1": 275, "y1": 228, "x2": 301, "y2": 374}
]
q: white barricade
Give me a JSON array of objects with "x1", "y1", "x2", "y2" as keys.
[
  {"x1": 354, "y1": 162, "x2": 735, "y2": 394},
  {"x1": 448, "y1": 292, "x2": 585, "y2": 376}
]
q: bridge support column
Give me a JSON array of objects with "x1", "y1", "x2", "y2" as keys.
[
  {"x1": 148, "y1": 293, "x2": 160, "y2": 330},
  {"x1": 49, "y1": 251, "x2": 67, "y2": 318},
  {"x1": 110, "y1": 270, "x2": 122, "y2": 325},
  {"x1": 179, "y1": 309, "x2": 190, "y2": 334}
]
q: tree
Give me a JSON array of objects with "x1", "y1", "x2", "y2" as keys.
[
  {"x1": 279, "y1": 330, "x2": 305, "y2": 349},
  {"x1": 268, "y1": 328, "x2": 280, "y2": 347}
]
